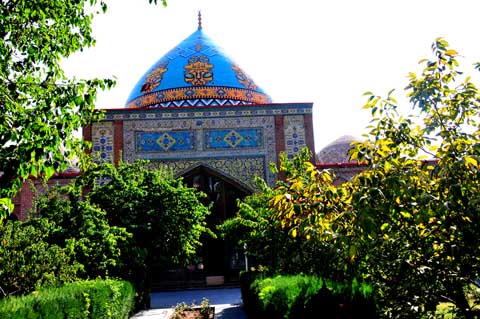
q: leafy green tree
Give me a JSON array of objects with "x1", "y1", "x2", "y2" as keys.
[
  {"x1": 21, "y1": 160, "x2": 209, "y2": 307},
  {"x1": 221, "y1": 149, "x2": 348, "y2": 278},
  {"x1": 0, "y1": 0, "x2": 170, "y2": 222},
  {"x1": 347, "y1": 38, "x2": 480, "y2": 318},
  {"x1": 219, "y1": 177, "x2": 284, "y2": 272},
  {"x1": 0, "y1": 218, "x2": 80, "y2": 297},
  {"x1": 268, "y1": 149, "x2": 354, "y2": 279},
  {"x1": 0, "y1": 0, "x2": 115, "y2": 221},
  {"x1": 76, "y1": 160, "x2": 211, "y2": 307},
  {"x1": 31, "y1": 185, "x2": 130, "y2": 279},
  {"x1": 269, "y1": 39, "x2": 480, "y2": 318},
  {"x1": 0, "y1": 180, "x2": 129, "y2": 298},
  {"x1": 79, "y1": 160, "x2": 211, "y2": 271}
]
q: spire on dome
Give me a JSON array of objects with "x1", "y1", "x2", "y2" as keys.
[{"x1": 198, "y1": 11, "x2": 202, "y2": 30}]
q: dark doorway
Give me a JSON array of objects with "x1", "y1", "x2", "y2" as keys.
[
  {"x1": 182, "y1": 165, "x2": 250, "y2": 282},
  {"x1": 151, "y1": 165, "x2": 251, "y2": 290}
]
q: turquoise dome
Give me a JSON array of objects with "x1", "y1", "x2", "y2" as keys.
[{"x1": 126, "y1": 26, "x2": 272, "y2": 108}]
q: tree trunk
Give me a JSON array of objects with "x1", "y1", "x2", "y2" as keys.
[{"x1": 448, "y1": 281, "x2": 473, "y2": 319}]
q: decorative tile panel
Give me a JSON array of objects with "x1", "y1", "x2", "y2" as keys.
[
  {"x1": 91, "y1": 121, "x2": 114, "y2": 163},
  {"x1": 135, "y1": 131, "x2": 195, "y2": 152},
  {"x1": 204, "y1": 128, "x2": 263, "y2": 150},
  {"x1": 122, "y1": 115, "x2": 277, "y2": 186},
  {"x1": 284, "y1": 115, "x2": 306, "y2": 159},
  {"x1": 147, "y1": 156, "x2": 265, "y2": 190},
  {"x1": 104, "y1": 103, "x2": 313, "y2": 121}
]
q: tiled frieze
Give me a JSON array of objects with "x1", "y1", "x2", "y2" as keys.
[
  {"x1": 92, "y1": 104, "x2": 314, "y2": 188},
  {"x1": 123, "y1": 116, "x2": 275, "y2": 158},
  {"x1": 91, "y1": 121, "x2": 114, "y2": 163},
  {"x1": 147, "y1": 156, "x2": 266, "y2": 190},
  {"x1": 204, "y1": 128, "x2": 263, "y2": 150},
  {"x1": 122, "y1": 115, "x2": 277, "y2": 186},
  {"x1": 104, "y1": 105, "x2": 313, "y2": 121},
  {"x1": 135, "y1": 130, "x2": 196, "y2": 152},
  {"x1": 284, "y1": 115, "x2": 306, "y2": 159}
]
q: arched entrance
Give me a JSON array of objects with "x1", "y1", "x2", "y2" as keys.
[{"x1": 152, "y1": 164, "x2": 251, "y2": 290}]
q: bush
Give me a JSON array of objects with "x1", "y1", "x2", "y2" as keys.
[
  {"x1": 243, "y1": 273, "x2": 376, "y2": 319},
  {"x1": 0, "y1": 219, "x2": 80, "y2": 297},
  {"x1": 239, "y1": 270, "x2": 268, "y2": 315},
  {"x1": 0, "y1": 279, "x2": 134, "y2": 319}
]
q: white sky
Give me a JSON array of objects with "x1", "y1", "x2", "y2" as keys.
[{"x1": 63, "y1": 0, "x2": 480, "y2": 152}]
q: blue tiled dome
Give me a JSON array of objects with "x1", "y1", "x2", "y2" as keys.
[{"x1": 126, "y1": 25, "x2": 272, "y2": 109}]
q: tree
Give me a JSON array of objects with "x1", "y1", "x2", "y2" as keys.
[
  {"x1": 0, "y1": 0, "x2": 115, "y2": 221},
  {"x1": 0, "y1": 0, "x2": 170, "y2": 222},
  {"x1": 0, "y1": 178, "x2": 130, "y2": 298},
  {"x1": 219, "y1": 177, "x2": 286, "y2": 273},
  {"x1": 347, "y1": 38, "x2": 480, "y2": 318},
  {"x1": 76, "y1": 160, "x2": 212, "y2": 307},
  {"x1": 269, "y1": 39, "x2": 480, "y2": 318},
  {"x1": 17, "y1": 160, "x2": 210, "y2": 307},
  {"x1": 31, "y1": 184, "x2": 130, "y2": 279},
  {"x1": 221, "y1": 149, "x2": 350, "y2": 278},
  {"x1": 0, "y1": 218, "x2": 80, "y2": 297}
]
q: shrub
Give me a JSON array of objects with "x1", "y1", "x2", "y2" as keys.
[
  {"x1": 0, "y1": 219, "x2": 80, "y2": 297},
  {"x1": 243, "y1": 273, "x2": 376, "y2": 319},
  {"x1": 239, "y1": 270, "x2": 268, "y2": 315},
  {"x1": 0, "y1": 279, "x2": 134, "y2": 319}
]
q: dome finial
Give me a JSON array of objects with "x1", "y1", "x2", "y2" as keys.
[{"x1": 198, "y1": 11, "x2": 202, "y2": 30}]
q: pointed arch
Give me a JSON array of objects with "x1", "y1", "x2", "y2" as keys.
[{"x1": 175, "y1": 163, "x2": 253, "y2": 195}]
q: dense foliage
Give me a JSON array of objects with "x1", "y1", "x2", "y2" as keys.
[
  {"x1": 0, "y1": 279, "x2": 134, "y2": 319},
  {"x1": 0, "y1": 0, "x2": 115, "y2": 221},
  {"x1": 242, "y1": 273, "x2": 375, "y2": 319},
  {"x1": 219, "y1": 178, "x2": 285, "y2": 271},
  {"x1": 1, "y1": 160, "x2": 210, "y2": 310},
  {"x1": 0, "y1": 219, "x2": 79, "y2": 297},
  {"x1": 220, "y1": 149, "x2": 348, "y2": 279},
  {"x1": 81, "y1": 161, "x2": 211, "y2": 271},
  {"x1": 29, "y1": 160, "x2": 211, "y2": 307},
  {"x1": 32, "y1": 185, "x2": 130, "y2": 279},
  {"x1": 346, "y1": 39, "x2": 480, "y2": 318},
  {"x1": 224, "y1": 39, "x2": 480, "y2": 318},
  {"x1": 0, "y1": 0, "x2": 171, "y2": 221},
  {"x1": 0, "y1": 183, "x2": 128, "y2": 297}
]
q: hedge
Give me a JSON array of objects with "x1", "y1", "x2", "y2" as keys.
[
  {"x1": 0, "y1": 279, "x2": 135, "y2": 319},
  {"x1": 241, "y1": 272, "x2": 377, "y2": 319}
]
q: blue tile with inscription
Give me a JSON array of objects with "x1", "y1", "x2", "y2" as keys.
[
  {"x1": 136, "y1": 131, "x2": 195, "y2": 152},
  {"x1": 205, "y1": 128, "x2": 263, "y2": 149}
]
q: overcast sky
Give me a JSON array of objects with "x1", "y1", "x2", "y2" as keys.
[{"x1": 62, "y1": 0, "x2": 480, "y2": 152}]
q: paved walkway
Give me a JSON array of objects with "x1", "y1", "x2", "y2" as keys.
[{"x1": 131, "y1": 288, "x2": 247, "y2": 319}]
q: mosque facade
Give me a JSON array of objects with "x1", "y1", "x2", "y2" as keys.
[
  {"x1": 12, "y1": 16, "x2": 364, "y2": 287},
  {"x1": 84, "y1": 20, "x2": 315, "y2": 191},
  {"x1": 81, "y1": 18, "x2": 316, "y2": 286}
]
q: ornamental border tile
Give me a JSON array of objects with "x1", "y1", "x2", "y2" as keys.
[
  {"x1": 146, "y1": 155, "x2": 267, "y2": 190},
  {"x1": 104, "y1": 105, "x2": 312, "y2": 121},
  {"x1": 91, "y1": 121, "x2": 114, "y2": 163},
  {"x1": 284, "y1": 115, "x2": 306, "y2": 159}
]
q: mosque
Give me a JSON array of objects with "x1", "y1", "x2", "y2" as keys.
[
  {"x1": 85, "y1": 15, "x2": 315, "y2": 190},
  {"x1": 13, "y1": 14, "x2": 363, "y2": 288}
]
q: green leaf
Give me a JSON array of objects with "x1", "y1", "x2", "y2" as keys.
[{"x1": 400, "y1": 211, "x2": 412, "y2": 219}]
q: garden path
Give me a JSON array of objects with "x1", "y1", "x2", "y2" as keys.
[{"x1": 130, "y1": 288, "x2": 247, "y2": 319}]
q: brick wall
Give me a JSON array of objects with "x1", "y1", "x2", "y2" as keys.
[{"x1": 11, "y1": 174, "x2": 78, "y2": 221}]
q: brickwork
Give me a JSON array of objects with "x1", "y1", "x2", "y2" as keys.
[
  {"x1": 12, "y1": 174, "x2": 78, "y2": 221},
  {"x1": 113, "y1": 120, "x2": 123, "y2": 165}
]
